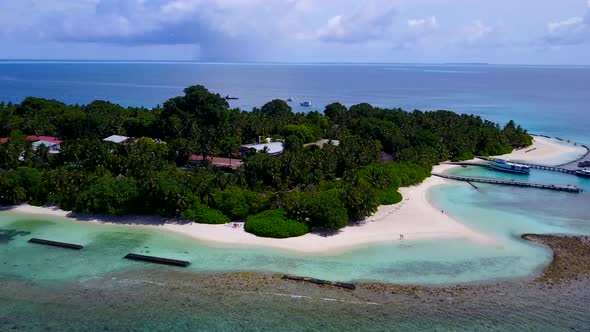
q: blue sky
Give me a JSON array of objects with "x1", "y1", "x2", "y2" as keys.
[{"x1": 1, "y1": 0, "x2": 590, "y2": 64}]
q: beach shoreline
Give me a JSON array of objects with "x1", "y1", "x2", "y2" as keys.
[{"x1": 2, "y1": 136, "x2": 586, "y2": 254}]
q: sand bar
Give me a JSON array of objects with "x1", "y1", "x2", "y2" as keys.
[{"x1": 500, "y1": 136, "x2": 587, "y2": 165}]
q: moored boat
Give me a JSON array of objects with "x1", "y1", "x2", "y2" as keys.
[
  {"x1": 300, "y1": 100, "x2": 312, "y2": 107},
  {"x1": 490, "y1": 159, "x2": 530, "y2": 174},
  {"x1": 574, "y1": 168, "x2": 590, "y2": 178},
  {"x1": 225, "y1": 95, "x2": 239, "y2": 100}
]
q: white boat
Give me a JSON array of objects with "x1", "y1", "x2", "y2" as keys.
[
  {"x1": 300, "y1": 100, "x2": 312, "y2": 107},
  {"x1": 490, "y1": 159, "x2": 530, "y2": 174},
  {"x1": 574, "y1": 168, "x2": 590, "y2": 178}
]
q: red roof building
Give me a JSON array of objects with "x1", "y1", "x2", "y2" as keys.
[
  {"x1": 0, "y1": 138, "x2": 8, "y2": 144},
  {"x1": 26, "y1": 136, "x2": 63, "y2": 144},
  {"x1": 188, "y1": 155, "x2": 242, "y2": 169}
]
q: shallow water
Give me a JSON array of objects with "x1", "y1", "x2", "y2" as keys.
[{"x1": 0, "y1": 212, "x2": 549, "y2": 285}]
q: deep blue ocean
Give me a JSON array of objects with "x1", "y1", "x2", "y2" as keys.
[{"x1": 1, "y1": 61, "x2": 589, "y2": 143}]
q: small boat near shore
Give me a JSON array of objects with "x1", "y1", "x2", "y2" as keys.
[
  {"x1": 490, "y1": 159, "x2": 531, "y2": 174},
  {"x1": 286, "y1": 97, "x2": 294, "y2": 102},
  {"x1": 225, "y1": 95, "x2": 239, "y2": 100},
  {"x1": 300, "y1": 100, "x2": 312, "y2": 107},
  {"x1": 574, "y1": 168, "x2": 590, "y2": 178}
]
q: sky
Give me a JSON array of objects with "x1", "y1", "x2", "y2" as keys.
[{"x1": 1, "y1": 0, "x2": 590, "y2": 64}]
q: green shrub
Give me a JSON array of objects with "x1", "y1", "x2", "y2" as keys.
[
  {"x1": 213, "y1": 186, "x2": 267, "y2": 220},
  {"x1": 381, "y1": 162, "x2": 430, "y2": 187},
  {"x1": 482, "y1": 143, "x2": 513, "y2": 156},
  {"x1": 281, "y1": 124, "x2": 321, "y2": 143},
  {"x1": 341, "y1": 178, "x2": 379, "y2": 221},
  {"x1": 245, "y1": 209, "x2": 310, "y2": 238},
  {"x1": 375, "y1": 187, "x2": 403, "y2": 205},
  {"x1": 284, "y1": 190, "x2": 349, "y2": 231},
  {"x1": 181, "y1": 204, "x2": 230, "y2": 224},
  {"x1": 358, "y1": 162, "x2": 430, "y2": 191},
  {"x1": 73, "y1": 175, "x2": 139, "y2": 216},
  {"x1": 451, "y1": 151, "x2": 474, "y2": 162},
  {"x1": 283, "y1": 191, "x2": 312, "y2": 222},
  {"x1": 308, "y1": 190, "x2": 348, "y2": 230}
]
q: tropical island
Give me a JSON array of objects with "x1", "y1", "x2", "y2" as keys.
[{"x1": 0, "y1": 85, "x2": 533, "y2": 240}]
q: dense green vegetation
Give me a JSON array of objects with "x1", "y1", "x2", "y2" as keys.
[
  {"x1": 181, "y1": 201, "x2": 230, "y2": 225},
  {"x1": 0, "y1": 85, "x2": 532, "y2": 238},
  {"x1": 244, "y1": 209, "x2": 310, "y2": 238}
]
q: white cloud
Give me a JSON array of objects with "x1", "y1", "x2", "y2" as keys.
[
  {"x1": 315, "y1": 0, "x2": 397, "y2": 43},
  {"x1": 462, "y1": 20, "x2": 493, "y2": 44},
  {"x1": 0, "y1": 0, "x2": 308, "y2": 42},
  {"x1": 3, "y1": 0, "x2": 589, "y2": 63},
  {"x1": 549, "y1": 17, "x2": 585, "y2": 34},
  {"x1": 407, "y1": 16, "x2": 438, "y2": 31},
  {"x1": 543, "y1": 3, "x2": 590, "y2": 46},
  {"x1": 0, "y1": 0, "x2": 315, "y2": 60}
]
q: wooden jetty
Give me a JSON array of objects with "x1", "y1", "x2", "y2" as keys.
[
  {"x1": 476, "y1": 157, "x2": 576, "y2": 174},
  {"x1": 28, "y1": 238, "x2": 84, "y2": 250},
  {"x1": 282, "y1": 275, "x2": 356, "y2": 290},
  {"x1": 432, "y1": 173, "x2": 582, "y2": 193},
  {"x1": 124, "y1": 253, "x2": 190, "y2": 267}
]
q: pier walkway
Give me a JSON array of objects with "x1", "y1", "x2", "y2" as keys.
[
  {"x1": 476, "y1": 157, "x2": 576, "y2": 174},
  {"x1": 432, "y1": 173, "x2": 582, "y2": 193},
  {"x1": 443, "y1": 161, "x2": 490, "y2": 168}
]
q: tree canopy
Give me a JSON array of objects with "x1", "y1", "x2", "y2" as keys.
[{"x1": 0, "y1": 85, "x2": 532, "y2": 238}]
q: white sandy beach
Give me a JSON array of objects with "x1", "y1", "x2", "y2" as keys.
[
  {"x1": 498, "y1": 136, "x2": 587, "y2": 165},
  {"x1": 5, "y1": 136, "x2": 586, "y2": 254}
]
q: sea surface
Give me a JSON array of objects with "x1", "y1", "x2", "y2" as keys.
[
  {"x1": 1, "y1": 61, "x2": 590, "y2": 143},
  {"x1": 1, "y1": 62, "x2": 590, "y2": 330}
]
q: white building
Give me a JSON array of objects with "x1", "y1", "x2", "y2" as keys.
[
  {"x1": 239, "y1": 142, "x2": 284, "y2": 156},
  {"x1": 103, "y1": 135, "x2": 132, "y2": 144}
]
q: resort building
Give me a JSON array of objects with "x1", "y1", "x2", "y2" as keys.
[
  {"x1": 238, "y1": 141, "x2": 284, "y2": 157},
  {"x1": 188, "y1": 155, "x2": 242, "y2": 170},
  {"x1": 103, "y1": 135, "x2": 133, "y2": 145},
  {"x1": 26, "y1": 135, "x2": 63, "y2": 154}
]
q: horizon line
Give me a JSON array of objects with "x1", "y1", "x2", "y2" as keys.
[{"x1": 1, "y1": 59, "x2": 590, "y2": 67}]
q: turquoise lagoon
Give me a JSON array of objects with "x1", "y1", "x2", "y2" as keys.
[
  {"x1": 2, "y1": 148, "x2": 589, "y2": 286},
  {"x1": 0, "y1": 212, "x2": 552, "y2": 285}
]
